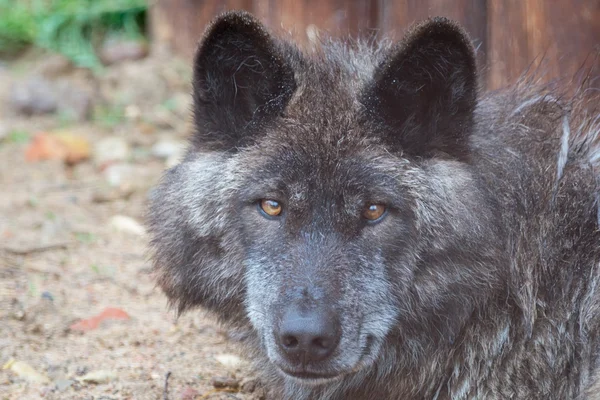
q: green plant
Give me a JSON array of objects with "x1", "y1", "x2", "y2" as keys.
[
  {"x1": 75, "y1": 231, "x2": 97, "y2": 244},
  {"x1": 6, "y1": 130, "x2": 30, "y2": 143},
  {"x1": 0, "y1": 0, "x2": 147, "y2": 69},
  {"x1": 93, "y1": 103, "x2": 127, "y2": 128}
]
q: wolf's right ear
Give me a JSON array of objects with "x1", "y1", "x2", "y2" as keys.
[{"x1": 192, "y1": 11, "x2": 296, "y2": 151}]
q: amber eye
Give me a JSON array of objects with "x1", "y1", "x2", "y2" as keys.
[
  {"x1": 259, "y1": 199, "x2": 282, "y2": 217},
  {"x1": 363, "y1": 204, "x2": 386, "y2": 221}
]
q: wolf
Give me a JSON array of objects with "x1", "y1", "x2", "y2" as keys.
[{"x1": 147, "y1": 10, "x2": 600, "y2": 399}]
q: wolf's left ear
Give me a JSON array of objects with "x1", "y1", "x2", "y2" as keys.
[
  {"x1": 363, "y1": 17, "x2": 477, "y2": 161},
  {"x1": 192, "y1": 11, "x2": 296, "y2": 151}
]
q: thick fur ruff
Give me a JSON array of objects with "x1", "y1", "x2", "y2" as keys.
[{"x1": 147, "y1": 11, "x2": 600, "y2": 400}]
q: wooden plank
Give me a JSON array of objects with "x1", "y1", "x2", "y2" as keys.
[
  {"x1": 254, "y1": 0, "x2": 378, "y2": 45},
  {"x1": 487, "y1": 0, "x2": 600, "y2": 89},
  {"x1": 150, "y1": 0, "x2": 253, "y2": 59},
  {"x1": 152, "y1": 0, "x2": 380, "y2": 53},
  {"x1": 151, "y1": 0, "x2": 598, "y2": 92}
]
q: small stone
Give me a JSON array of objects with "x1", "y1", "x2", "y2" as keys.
[
  {"x1": 55, "y1": 379, "x2": 74, "y2": 391},
  {"x1": 214, "y1": 354, "x2": 244, "y2": 369},
  {"x1": 12, "y1": 309, "x2": 25, "y2": 321},
  {"x1": 94, "y1": 137, "x2": 130, "y2": 165},
  {"x1": 101, "y1": 163, "x2": 134, "y2": 188},
  {"x1": 109, "y1": 215, "x2": 145, "y2": 236},
  {"x1": 100, "y1": 39, "x2": 149, "y2": 65},
  {"x1": 151, "y1": 139, "x2": 186, "y2": 159},
  {"x1": 9, "y1": 75, "x2": 57, "y2": 115},
  {"x1": 45, "y1": 362, "x2": 65, "y2": 381},
  {"x1": 55, "y1": 80, "x2": 94, "y2": 121},
  {"x1": 92, "y1": 185, "x2": 134, "y2": 203},
  {"x1": 124, "y1": 104, "x2": 141, "y2": 120},
  {"x1": 179, "y1": 386, "x2": 199, "y2": 400},
  {"x1": 136, "y1": 121, "x2": 156, "y2": 135},
  {"x1": 41, "y1": 291, "x2": 54, "y2": 302},
  {"x1": 211, "y1": 376, "x2": 240, "y2": 390},
  {"x1": 35, "y1": 54, "x2": 73, "y2": 78}
]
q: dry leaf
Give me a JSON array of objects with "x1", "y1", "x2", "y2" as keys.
[
  {"x1": 25, "y1": 132, "x2": 90, "y2": 164},
  {"x1": 2, "y1": 358, "x2": 50, "y2": 384},
  {"x1": 76, "y1": 370, "x2": 117, "y2": 384},
  {"x1": 54, "y1": 132, "x2": 91, "y2": 164},
  {"x1": 25, "y1": 132, "x2": 65, "y2": 162},
  {"x1": 70, "y1": 307, "x2": 130, "y2": 332}
]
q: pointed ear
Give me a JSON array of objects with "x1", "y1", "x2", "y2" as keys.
[
  {"x1": 363, "y1": 17, "x2": 478, "y2": 161},
  {"x1": 192, "y1": 11, "x2": 296, "y2": 151}
]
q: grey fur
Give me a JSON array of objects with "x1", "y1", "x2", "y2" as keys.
[{"x1": 147, "y1": 11, "x2": 600, "y2": 400}]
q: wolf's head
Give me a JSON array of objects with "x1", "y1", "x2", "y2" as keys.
[{"x1": 149, "y1": 11, "x2": 506, "y2": 386}]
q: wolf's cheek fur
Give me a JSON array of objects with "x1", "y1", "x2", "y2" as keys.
[{"x1": 148, "y1": 154, "x2": 250, "y2": 322}]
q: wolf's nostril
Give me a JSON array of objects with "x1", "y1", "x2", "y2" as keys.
[
  {"x1": 312, "y1": 337, "x2": 329, "y2": 349},
  {"x1": 283, "y1": 335, "x2": 299, "y2": 348}
]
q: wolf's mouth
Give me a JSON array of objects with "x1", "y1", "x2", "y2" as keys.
[
  {"x1": 278, "y1": 367, "x2": 346, "y2": 384},
  {"x1": 276, "y1": 334, "x2": 377, "y2": 384}
]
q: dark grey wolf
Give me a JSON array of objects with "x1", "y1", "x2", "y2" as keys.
[{"x1": 147, "y1": 10, "x2": 600, "y2": 399}]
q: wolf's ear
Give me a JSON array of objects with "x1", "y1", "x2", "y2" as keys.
[
  {"x1": 192, "y1": 11, "x2": 296, "y2": 151},
  {"x1": 364, "y1": 17, "x2": 477, "y2": 161}
]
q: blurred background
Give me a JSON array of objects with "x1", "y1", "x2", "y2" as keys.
[{"x1": 0, "y1": 1, "x2": 598, "y2": 399}]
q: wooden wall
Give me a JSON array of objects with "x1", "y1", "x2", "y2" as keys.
[{"x1": 151, "y1": 0, "x2": 600, "y2": 89}]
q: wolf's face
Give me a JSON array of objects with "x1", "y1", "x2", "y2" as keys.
[
  {"x1": 149, "y1": 12, "x2": 506, "y2": 385},
  {"x1": 237, "y1": 140, "x2": 415, "y2": 381}
]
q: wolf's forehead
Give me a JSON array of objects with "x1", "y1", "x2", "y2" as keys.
[
  {"x1": 283, "y1": 65, "x2": 369, "y2": 124},
  {"x1": 285, "y1": 87, "x2": 362, "y2": 126},
  {"x1": 247, "y1": 144, "x2": 402, "y2": 199}
]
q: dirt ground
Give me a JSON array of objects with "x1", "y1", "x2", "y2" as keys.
[{"x1": 0, "y1": 50, "x2": 261, "y2": 399}]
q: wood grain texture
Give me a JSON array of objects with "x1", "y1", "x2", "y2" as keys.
[
  {"x1": 253, "y1": 0, "x2": 379, "y2": 45},
  {"x1": 487, "y1": 0, "x2": 600, "y2": 89},
  {"x1": 150, "y1": 0, "x2": 599, "y2": 88},
  {"x1": 150, "y1": 0, "x2": 253, "y2": 58}
]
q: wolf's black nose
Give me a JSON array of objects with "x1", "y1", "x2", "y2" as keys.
[{"x1": 276, "y1": 307, "x2": 341, "y2": 364}]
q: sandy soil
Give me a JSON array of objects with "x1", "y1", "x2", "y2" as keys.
[{"x1": 0, "y1": 52, "x2": 261, "y2": 400}]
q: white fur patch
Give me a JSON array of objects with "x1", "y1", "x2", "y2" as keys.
[
  {"x1": 556, "y1": 114, "x2": 571, "y2": 183},
  {"x1": 509, "y1": 95, "x2": 544, "y2": 117}
]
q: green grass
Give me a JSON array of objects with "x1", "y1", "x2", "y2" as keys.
[
  {"x1": 93, "y1": 103, "x2": 127, "y2": 128},
  {"x1": 75, "y1": 231, "x2": 97, "y2": 244},
  {"x1": 6, "y1": 130, "x2": 30, "y2": 144},
  {"x1": 0, "y1": 0, "x2": 148, "y2": 70}
]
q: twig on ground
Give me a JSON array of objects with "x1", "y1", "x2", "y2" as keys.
[
  {"x1": 1, "y1": 242, "x2": 71, "y2": 256},
  {"x1": 163, "y1": 371, "x2": 172, "y2": 400}
]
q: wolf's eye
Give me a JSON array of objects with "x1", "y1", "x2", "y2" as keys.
[
  {"x1": 363, "y1": 204, "x2": 386, "y2": 222},
  {"x1": 259, "y1": 199, "x2": 282, "y2": 217}
]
